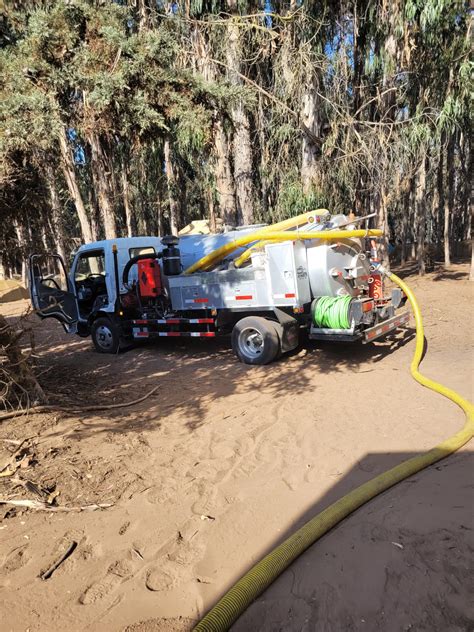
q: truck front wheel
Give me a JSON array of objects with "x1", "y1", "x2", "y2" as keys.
[
  {"x1": 91, "y1": 317, "x2": 121, "y2": 354},
  {"x1": 232, "y1": 317, "x2": 281, "y2": 365}
]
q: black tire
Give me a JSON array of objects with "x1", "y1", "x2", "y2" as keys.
[
  {"x1": 91, "y1": 317, "x2": 121, "y2": 354},
  {"x1": 232, "y1": 316, "x2": 281, "y2": 365}
]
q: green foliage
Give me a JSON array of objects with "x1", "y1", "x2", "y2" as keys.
[{"x1": 0, "y1": 0, "x2": 471, "y2": 271}]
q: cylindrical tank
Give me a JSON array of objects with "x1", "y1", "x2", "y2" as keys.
[
  {"x1": 304, "y1": 215, "x2": 371, "y2": 298},
  {"x1": 305, "y1": 240, "x2": 370, "y2": 298},
  {"x1": 177, "y1": 226, "x2": 265, "y2": 270},
  {"x1": 161, "y1": 235, "x2": 182, "y2": 276},
  {"x1": 172, "y1": 216, "x2": 371, "y2": 298}
]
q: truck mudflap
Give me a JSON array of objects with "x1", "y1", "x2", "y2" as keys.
[{"x1": 362, "y1": 311, "x2": 410, "y2": 344}]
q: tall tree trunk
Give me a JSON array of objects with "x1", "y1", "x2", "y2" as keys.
[
  {"x1": 400, "y1": 189, "x2": 411, "y2": 265},
  {"x1": 416, "y1": 157, "x2": 427, "y2": 275},
  {"x1": 376, "y1": 186, "x2": 390, "y2": 266},
  {"x1": 89, "y1": 132, "x2": 117, "y2": 240},
  {"x1": 227, "y1": 18, "x2": 255, "y2": 226},
  {"x1": 470, "y1": 233, "x2": 474, "y2": 280},
  {"x1": 164, "y1": 139, "x2": 179, "y2": 235},
  {"x1": 436, "y1": 139, "x2": 444, "y2": 252},
  {"x1": 121, "y1": 159, "x2": 134, "y2": 238},
  {"x1": 156, "y1": 194, "x2": 163, "y2": 237},
  {"x1": 45, "y1": 163, "x2": 66, "y2": 262},
  {"x1": 301, "y1": 74, "x2": 321, "y2": 193},
  {"x1": 207, "y1": 186, "x2": 217, "y2": 233},
  {"x1": 444, "y1": 135, "x2": 455, "y2": 266},
  {"x1": 214, "y1": 119, "x2": 237, "y2": 225},
  {"x1": 58, "y1": 128, "x2": 93, "y2": 243},
  {"x1": 13, "y1": 220, "x2": 27, "y2": 284}
]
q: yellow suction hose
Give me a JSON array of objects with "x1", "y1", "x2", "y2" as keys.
[
  {"x1": 184, "y1": 228, "x2": 382, "y2": 275},
  {"x1": 194, "y1": 210, "x2": 329, "y2": 273},
  {"x1": 194, "y1": 269, "x2": 474, "y2": 632}
]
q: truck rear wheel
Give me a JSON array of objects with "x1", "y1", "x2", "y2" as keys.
[
  {"x1": 232, "y1": 317, "x2": 281, "y2": 365},
  {"x1": 91, "y1": 317, "x2": 121, "y2": 354}
]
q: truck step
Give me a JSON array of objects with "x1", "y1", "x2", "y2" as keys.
[
  {"x1": 362, "y1": 312, "x2": 410, "y2": 343},
  {"x1": 133, "y1": 328, "x2": 215, "y2": 339},
  {"x1": 132, "y1": 318, "x2": 215, "y2": 325}
]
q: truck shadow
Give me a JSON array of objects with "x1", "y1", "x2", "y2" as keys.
[
  {"x1": 227, "y1": 449, "x2": 473, "y2": 632},
  {"x1": 34, "y1": 321, "x2": 417, "y2": 437}
]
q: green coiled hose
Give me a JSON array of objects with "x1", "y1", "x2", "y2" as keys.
[{"x1": 313, "y1": 295, "x2": 352, "y2": 329}]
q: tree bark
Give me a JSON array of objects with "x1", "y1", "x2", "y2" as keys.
[
  {"x1": 214, "y1": 119, "x2": 237, "y2": 225},
  {"x1": 400, "y1": 189, "x2": 411, "y2": 265},
  {"x1": 58, "y1": 128, "x2": 94, "y2": 243},
  {"x1": 416, "y1": 158, "x2": 427, "y2": 275},
  {"x1": 121, "y1": 160, "x2": 134, "y2": 238},
  {"x1": 436, "y1": 140, "x2": 444, "y2": 250},
  {"x1": 227, "y1": 19, "x2": 255, "y2": 226},
  {"x1": 301, "y1": 74, "x2": 321, "y2": 194},
  {"x1": 444, "y1": 134, "x2": 455, "y2": 266},
  {"x1": 164, "y1": 139, "x2": 179, "y2": 235},
  {"x1": 89, "y1": 132, "x2": 117, "y2": 240},
  {"x1": 45, "y1": 163, "x2": 66, "y2": 262},
  {"x1": 207, "y1": 186, "x2": 216, "y2": 233},
  {"x1": 374, "y1": 187, "x2": 390, "y2": 266},
  {"x1": 156, "y1": 196, "x2": 163, "y2": 237},
  {"x1": 470, "y1": 237, "x2": 474, "y2": 281},
  {"x1": 13, "y1": 220, "x2": 27, "y2": 284}
]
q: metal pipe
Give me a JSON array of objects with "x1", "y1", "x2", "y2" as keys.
[{"x1": 112, "y1": 244, "x2": 122, "y2": 313}]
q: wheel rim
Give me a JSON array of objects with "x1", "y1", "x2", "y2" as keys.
[
  {"x1": 95, "y1": 324, "x2": 114, "y2": 351},
  {"x1": 238, "y1": 327, "x2": 264, "y2": 359}
]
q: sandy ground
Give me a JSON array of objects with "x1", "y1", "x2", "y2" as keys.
[{"x1": 0, "y1": 263, "x2": 473, "y2": 632}]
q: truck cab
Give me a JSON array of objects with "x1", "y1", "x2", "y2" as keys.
[{"x1": 29, "y1": 237, "x2": 163, "y2": 350}]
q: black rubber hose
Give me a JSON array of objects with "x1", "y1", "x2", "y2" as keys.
[{"x1": 122, "y1": 253, "x2": 161, "y2": 289}]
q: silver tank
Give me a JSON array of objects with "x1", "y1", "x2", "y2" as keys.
[
  {"x1": 178, "y1": 226, "x2": 264, "y2": 270},
  {"x1": 178, "y1": 216, "x2": 370, "y2": 299},
  {"x1": 303, "y1": 215, "x2": 370, "y2": 297}
]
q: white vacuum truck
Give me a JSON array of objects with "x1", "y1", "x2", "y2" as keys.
[{"x1": 29, "y1": 211, "x2": 409, "y2": 364}]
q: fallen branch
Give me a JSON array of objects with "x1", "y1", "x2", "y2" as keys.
[
  {"x1": 0, "y1": 438, "x2": 33, "y2": 476},
  {"x1": 40, "y1": 540, "x2": 78, "y2": 580},
  {"x1": 0, "y1": 498, "x2": 113, "y2": 512},
  {"x1": 0, "y1": 384, "x2": 159, "y2": 421}
]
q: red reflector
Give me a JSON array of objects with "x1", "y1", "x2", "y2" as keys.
[
  {"x1": 236, "y1": 295, "x2": 253, "y2": 300},
  {"x1": 194, "y1": 298, "x2": 208, "y2": 303},
  {"x1": 285, "y1": 293, "x2": 296, "y2": 298},
  {"x1": 362, "y1": 301, "x2": 374, "y2": 313}
]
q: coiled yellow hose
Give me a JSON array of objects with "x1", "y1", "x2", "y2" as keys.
[{"x1": 193, "y1": 269, "x2": 473, "y2": 632}]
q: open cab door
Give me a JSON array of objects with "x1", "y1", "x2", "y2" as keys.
[{"x1": 29, "y1": 254, "x2": 79, "y2": 333}]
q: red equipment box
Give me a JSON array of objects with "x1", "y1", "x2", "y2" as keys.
[{"x1": 138, "y1": 258, "x2": 162, "y2": 297}]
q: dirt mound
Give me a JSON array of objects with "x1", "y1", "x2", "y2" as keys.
[{"x1": 0, "y1": 279, "x2": 28, "y2": 303}]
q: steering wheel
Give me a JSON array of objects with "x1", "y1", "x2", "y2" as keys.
[
  {"x1": 41, "y1": 275, "x2": 62, "y2": 290},
  {"x1": 80, "y1": 273, "x2": 104, "y2": 286}
]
